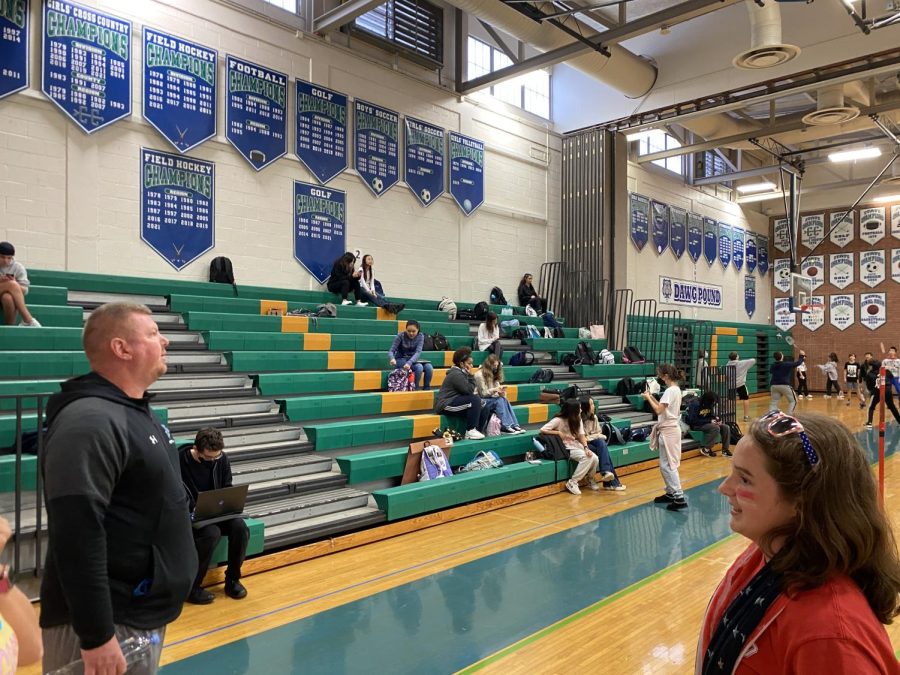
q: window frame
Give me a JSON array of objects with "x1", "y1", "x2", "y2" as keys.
[
  {"x1": 352, "y1": 0, "x2": 444, "y2": 67},
  {"x1": 466, "y1": 36, "x2": 550, "y2": 120}
]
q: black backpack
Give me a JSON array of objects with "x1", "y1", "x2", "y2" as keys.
[
  {"x1": 615, "y1": 376, "x2": 638, "y2": 403},
  {"x1": 473, "y1": 301, "x2": 489, "y2": 320},
  {"x1": 490, "y1": 286, "x2": 507, "y2": 305},
  {"x1": 623, "y1": 345, "x2": 646, "y2": 363},
  {"x1": 509, "y1": 351, "x2": 535, "y2": 366},
  {"x1": 552, "y1": 327, "x2": 565, "y2": 338},
  {"x1": 536, "y1": 434, "x2": 569, "y2": 460},
  {"x1": 457, "y1": 308, "x2": 476, "y2": 321},
  {"x1": 559, "y1": 384, "x2": 582, "y2": 402},
  {"x1": 561, "y1": 353, "x2": 577, "y2": 369},
  {"x1": 511, "y1": 327, "x2": 529, "y2": 340},
  {"x1": 601, "y1": 422, "x2": 628, "y2": 445},
  {"x1": 728, "y1": 421, "x2": 744, "y2": 444},
  {"x1": 422, "y1": 335, "x2": 435, "y2": 351},
  {"x1": 209, "y1": 256, "x2": 237, "y2": 295},
  {"x1": 529, "y1": 368, "x2": 554, "y2": 384},
  {"x1": 431, "y1": 332, "x2": 449, "y2": 351},
  {"x1": 574, "y1": 341, "x2": 597, "y2": 366}
]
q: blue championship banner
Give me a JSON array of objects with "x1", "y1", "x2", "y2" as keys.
[
  {"x1": 732, "y1": 226, "x2": 744, "y2": 271},
  {"x1": 703, "y1": 217, "x2": 717, "y2": 266},
  {"x1": 757, "y1": 234, "x2": 769, "y2": 275},
  {"x1": 355, "y1": 99, "x2": 399, "y2": 197},
  {"x1": 296, "y1": 80, "x2": 348, "y2": 184},
  {"x1": 449, "y1": 131, "x2": 484, "y2": 216},
  {"x1": 405, "y1": 117, "x2": 445, "y2": 207},
  {"x1": 629, "y1": 193, "x2": 650, "y2": 253},
  {"x1": 0, "y1": 0, "x2": 28, "y2": 99},
  {"x1": 687, "y1": 212, "x2": 702, "y2": 263},
  {"x1": 745, "y1": 233, "x2": 757, "y2": 274},
  {"x1": 42, "y1": 0, "x2": 131, "y2": 133},
  {"x1": 226, "y1": 55, "x2": 286, "y2": 171},
  {"x1": 651, "y1": 200, "x2": 669, "y2": 256},
  {"x1": 140, "y1": 148, "x2": 214, "y2": 271},
  {"x1": 294, "y1": 181, "x2": 346, "y2": 284},
  {"x1": 143, "y1": 29, "x2": 217, "y2": 153},
  {"x1": 744, "y1": 275, "x2": 756, "y2": 318},
  {"x1": 718, "y1": 222, "x2": 732, "y2": 269},
  {"x1": 669, "y1": 206, "x2": 686, "y2": 260}
]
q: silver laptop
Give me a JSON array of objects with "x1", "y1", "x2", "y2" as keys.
[{"x1": 191, "y1": 484, "x2": 249, "y2": 528}]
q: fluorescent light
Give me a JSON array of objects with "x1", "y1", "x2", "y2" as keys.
[
  {"x1": 873, "y1": 194, "x2": 900, "y2": 203},
  {"x1": 828, "y1": 147, "x2": 882, "y2": 162},
  {"x1": 736, "y1": 181, "x2": 777, "y2": 194},
  {"x1": 625, "y1": 129, "x2": 657, "y2": 142},
  {"x1": 736, "y1": 190, "x2": 787, "y2": 204}
]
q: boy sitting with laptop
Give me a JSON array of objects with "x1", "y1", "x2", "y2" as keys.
[{"x1": 179, "y1": 427, "x2": 250, "y2": 604}]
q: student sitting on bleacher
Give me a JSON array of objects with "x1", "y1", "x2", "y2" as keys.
[
  {"x1": 476, "y1": 312, "x2": 503, "y2": 357},
  {"x1": 580, "y1": 398, "x2": 624, "y2": 491},
  {"x1": 540, "y1": 399, "x2": 605, "y2": 495},
  {"x1": 474, "y1": 354, "x2": 525, "y2": 434},
  {"x1": 389, "y1": 320, "x2": 433, "y2": 390},
  {"x1": 0, "y1": 241, "x2": 40, "y2": 326},
  {"x1": 356, "y1": 253, "x2": 385, "y2": 307},
  {"x1": 180, "y1": 428, "x2": 249, "y2": 605},
  {"x1": 327, "y1": 252, "x2": 367, "y2": 306},
  {"x1": 685, "y1": 390, "x2": 731, "y2": 458},
  {"x1": 434, "y1": 347, "x2": 487, "y2": 440},
  {"x1": 517, "y1": 273, "x2": 547, "y2": 315}
]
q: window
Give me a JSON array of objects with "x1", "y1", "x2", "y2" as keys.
[
  {"x1": 467, "y1": 36, "x2": 550, "y2": 119},
  {"x1": 262, "y1": 0, "x2": 296, "y2": 10},
  {"x1": 695, "y1": 151, "x2": 732, "y2": 186},
  {"x1": 636, "y1": 130, "x2": 683, "y2": 175},
  {"x1": 354, "y1": 0, "x2": 444, "y2": 65}
]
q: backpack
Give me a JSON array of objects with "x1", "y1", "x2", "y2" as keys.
[
  {"x1": 559, "y1": 384, "x2": 582, "y2": 402},
  {"x1": 489, "y1": 286, "x2": 507, "y2": 305},
  {"x1": 431, "y1": 332, "x2": 449, "y2": 351},
  {"x1": 598, "y1": 349, "x2": 615, "y2": 365},
  {"x1": 387, "y1": 368, "x2": 415, "y2": 392},
  {"x1": 316, "y1": 303, "x2": 337, "y2": 318},
  {"x1": 458, "y1": 450, "x2": 504, "y2": 472},
  {"x1": 578, "y1": 327, "x2": 591, "y2": 339},
  {"x1": 527, "y1": 325, "x2": 541, "y2": 339},
  {"x1": 457, "y1": 308, "x2": 476, "y2": 321},
  {"x1": 601, "y1": 422, "x2": 627, "y2": 445},
  {"x1": 728, "y1": 421, "x2": 744, "y2": 444},
  {"x1": 574, "y1": 341, "x2": 597, "y2": 366},
  {"x1": 542, "y1": 311, "x2": 561, "y2": 329},
  {"x1": 615, "y1": 377, "x2": 638, "y2": 403},
  {"x1": 509, "y1": 351, "x2": 535, "y2": 366},
  {"x1": 529, "y1": 368, "x2": 554, "y2": 384},
  {"x1": 419, "y1": 444, "x2": 453, "y2": 481},
  {"x1": 535, "y1": 434, "x2": 570, "y2": 460},
  {"x1": 473, "y1": 301, "x2": 489, "y2": 320},
  {"x1": 622, "y1": 345, "x2": 646, "y2": 363},
  {"x1": 553, "y1": 327, "x2": 565, "y2": 338},
  {"x1": 525, "y1": 304, "x2": 538, "y2": 317},
  {"x1": 209, "y1": 256, "x2": 237, "y2": 296},
  {"x1": 422, "y1": 335, "x2": 435, "y2": 352},
  {"x1": 630, "y1": 426, "x2": 650, "y2": 442},
  {"x1": 485, "y1": 414, "x2": 502, "y2": 437},
  {"x1": 561, "y1": 353, "x2": 577, "y2": 369},
  {"x1": 500, "y1": 319, "x2": 521, "y2": 336},
  {"x1": 374, "y1": 279, "x2": 385, "y2": 296},
  {"x1": 511, "y1": 327, "x2": 529, "y2": 340},
  {"x1": 438, "y1": 297, "x2": 457, "y2": 320}
]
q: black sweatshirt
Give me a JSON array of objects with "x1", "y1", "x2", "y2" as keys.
[
  {"x1": 179, "y1": 446, "x2": 233, "y2": 511},
  {"x1": 39, "y1": 373, "x2": 197, "y2": 648}
]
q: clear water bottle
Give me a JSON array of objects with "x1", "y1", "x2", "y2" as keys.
[{"x1": 47, "y1": 633, "x2": 158, "y2": 674}]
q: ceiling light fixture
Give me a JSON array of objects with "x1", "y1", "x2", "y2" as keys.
[
  {"x1": 872, "y1": 194, "x2": 900, "y2": 203},
  {"x1": 736, "y1": 181, "x2": 777, "y2": 194},
  {"x1": 624, "y1": 130, "x2": 657, "y2": 142},
  {"x1": 828, "y1": 147, "x2": 882, "y2": 162},
  {"x1": 736, "y1": 191, "x2": 788, "y2": 204}
]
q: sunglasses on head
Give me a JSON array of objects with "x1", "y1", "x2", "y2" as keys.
[{"x1": 759, "y1": 410, "x2": 819, "y2": 466}]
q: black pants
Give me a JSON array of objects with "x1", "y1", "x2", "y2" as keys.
[
  {"x1": 327, "y1": 278, "x2": 362, "y2": 302},
  {"x1": 441, "y1": 395, "x2": 484, "y2": 431},
  {"x1": 694, "y1": 422, "x2": 730, "y2": 452},
  {"x1": 192, "y1": 517, "x2": 250, "y2": 589},
  {"x1": 867, "y1": 388, "x2": 900, "y2": 425},
  {"x1": 529, "y1": 297, "x2": 548, "y2": 314},
  {"x1": 483, "y1": 340, "x2": 503, "y2": 358},
  {"x1": 825, "y1": 379, "x2": 841, "y2": 396},
  {"x1": 796, "y1": 375, "x2": 809, "y2": 397}
]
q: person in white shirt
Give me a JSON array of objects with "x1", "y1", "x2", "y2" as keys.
[
  {"x1": 540, "y1": 399, "x2": 601, "y2": 495},
  {"x1": 643, "y1": 364, "x2": 687, "y2": 511},
  {"x1": 0, "y1": 241, "x2": 40, "y2": 327},
  {"x1": 882, "y1": 346, "x2": 900, "y2": 399},
  {"x1": 795, "y1": 360, "x2": 810, "y2": 400},
  {"x1": 355, "y1": 254, "x2": 385, "y2": 308},
  {"x1": 727, "y1": 352, "x2": 757, "y2": 421},
  {"x1": 476, "y1": 312, "x2": 502, "y2": 358}
]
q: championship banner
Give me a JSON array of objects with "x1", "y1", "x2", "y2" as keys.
[
  {"x1": 829, "y1": 294, "x2": 855, "y2": 331},
  {"x1": 0, "y1": 0, "x2": 28, "y2": 99},
  {"x1": 651, "y1": 201, "x2": 670, "y2": 256},
  {"x1": 829, "y1": 252, "x2": 854, "y2": 289},
  {"x1": 687, "y1": 212, "x2": 702, "y2": 263},
  {"x1": 293, "y1": 181, "x2": 346, "y2": 285},
  {"x1": 295, "y1": 80, "x2": 348, "y2": 184},
  {"x1": 404, "y1": 117, "x2": 445, "y2": 207},
  {"x1": 225, "y1": 55, "x2": 286, "y2": 171},
  {"x1": 774, "y1": 258, "x2": 791, "y2": 293},
  {"x1": 42, "y1": 0, "x2": 131, "y2": 133},
  {"x1": 860, "y1": 249, "x2": 886, "y2": 287},
  {"x1": 745, "y1": 233, "x2": 757, "y2": 274},
  {"x1": 703, "y1": 217, "x2": 717, "y2": 266},
  {"x1": 800, "y1": 213, "x2": 825, "y2": 250},
  {"x1": 829, "y1": 210, "x2": 854, "y2": 248},
  {"x1": 140, "y1": 147, "x2": 214, "y2": 271},
  {"x1": 355, "y1": 99, "x2": 400, "y2": 197},
  {"x1": 744, "y1": 275, "x2": 756, "y2": 318},
  {"x1": 800, "y1": 295, "x2": 824, "y2": 332},
  {"x1": 800, "y1": 255, "x2": 824, "y2": 290},
  {"x1": 893, "y1": 249, "x2": 900, "y2": 284},
  {"x1": 659, "y1": 276, "x2": 723, "y2": 309},
  {"x1": 448, "y1": 131, "x2": 484, "y2": 216},
  {"x1": 757, "y1": 235, "x2": 769, "y2": 275},
  {"x1": 143, "y1": 29, "x2": 217, "y2": 153},
  {"x1": 629, "y1": 193, "x2": 650, "y2": 252},
  {"x1": 892, "y1": 205, "x2": 900, "y2": 240},
  {"x1": 718, "y1": 222, "x2": 732, "y2": 270},
  {"x1": 670, "y1": 206, "x2": 686, "y2": 260},
  {"x1": 859, "y1": 207, "x2": 886, "y2": 245},
  {"x1": 774, "y1": 298, "x2": 796, "y2": 331},
  {"x1": 732, "y1": 226, "x2": 744, "y2": 271},
  {"x1": 773, "y1": 218, "x2": 791, "y2": 253},
  {"x1": 859, "y1": 292, "x2": 886, "y2": 331}
]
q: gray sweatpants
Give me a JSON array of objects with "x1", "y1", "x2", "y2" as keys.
[
  {"x1": 658, "y1": 436, "x2": 684, "y2": 500},
  {"x1": 769, "y1": 384, "x2": 797, "y2": 414},
  {"x1": 42, "y1": 624, "x2": 166, "y2": 674}
]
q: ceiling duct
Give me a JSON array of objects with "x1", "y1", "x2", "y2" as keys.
[
  {"x1": 801, "y1": 85, "x2": 861, "y2": 125},
  {"x1": 733, "y1": 0, "x2": 800, "y2": 70}
]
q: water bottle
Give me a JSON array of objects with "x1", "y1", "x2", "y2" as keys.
[{"x1": 47, "y1": 633, "x2": 158, "y2": 674}]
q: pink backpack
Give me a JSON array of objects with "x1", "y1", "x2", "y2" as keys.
[{"x1": 485, "y1": 414, "x2": 502, "y2": 437}]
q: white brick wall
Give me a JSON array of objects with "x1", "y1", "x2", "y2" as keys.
[{"x1": 0, "y1": 0, "x2": 560, "y2": 304}]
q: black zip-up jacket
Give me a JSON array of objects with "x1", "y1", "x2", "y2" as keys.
[
  {"x1": 179, "y1": 446, "x2": 233, "y2": 511},
  {"x1": 39, "y1": 373, "x2": 197, "y2": 648},
  {"x1": 517, "y1": 282, "x2": 537, "y2": 307}
]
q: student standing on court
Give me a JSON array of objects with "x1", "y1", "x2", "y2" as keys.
[
  {"x1": 859, "y1": 352, "x2": 875, "y2": 410},
  {"x1": 40, "y1": 303, "x2": 196, "y2": 675},
  {"x1": 815, "y1": 352, "x2": 843, "y2": 399},
  {"x1": 795, "y1": 359, "x2": 810, "y2": 400},
  {"x1": 726, "y1": 352, "x2": 756, "y2": 422},
  {"x1": 697, "y1": 412, "x2": 900, "y2": 673},
  {"x1": 881, "y1": 346, "x2": 900, "y2": 398},
  {"x1": 843, "y1": 353, "x2": 860, "y2": 407},
  {"x1": 768, "y1": 350, "x2": 805, "y2": 414},
  {"x1": 864, "y1": 361, "x2": 900, "y2": 429},
  {"x1": 644, "y1": 364, "x2": 688, "y2": 511}
]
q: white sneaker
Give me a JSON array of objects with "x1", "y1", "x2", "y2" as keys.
[
  {"x1": 356, "y1": 301, "x2": 368, "y2": 306},
  {"x1": 838, "y1": 394, "x2": 845, "y2": 399},
  {"x1": 587, "y1": 482, "x2": 600, "y2": 491},
  {"x1": 599, "y1": 471, "x2": 615, "y2": 482},
  {"x1": 807, "y1": 395, "x2": 813, "y2": 399},
  {"x1": 21, "y1": 318, "x2": 41, "y2": 327},
  {"x1": 824, "y1": 395, "x2": 831, "y2": 399},
  {"x1": 464, "y1": 429, "x2": 485, "y2": 440},
  {"x1": 341, "y1": 299, "x2": 353, "y2": 306},
  {"x1": 565, "y1": 480, "x2": 581, "y2": 495}
]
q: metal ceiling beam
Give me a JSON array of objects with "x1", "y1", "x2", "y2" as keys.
[
  {"x1": 478, "y1": 20, "x2": 519, "y2": 62},
  {"x1": 313, "y1": 0, "x2": 384, "y2": 34},
  {"x1": 456, "y1": 0, "x2": 729, "y2": 95}
]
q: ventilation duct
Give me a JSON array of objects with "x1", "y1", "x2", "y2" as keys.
[
  {"x1": 801, "y1": 85, "x2": 861, "y2": 126},
  {"x1": 733, "y1": 0, "x2": 800, "y2": 70},
  {"x1": 447, "y1": 0, "x2": 657, "y2": 98}
]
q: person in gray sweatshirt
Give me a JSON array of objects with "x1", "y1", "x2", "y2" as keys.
[
  {"x1": 434, "y1": 347, "x2": 488, "y2": 440},
  {"x1": 816, "y1": 352, "x2": 843, "y2": 399},
  {"x1": 727, "y1": 352, "x2": 757, "y2": 422}
]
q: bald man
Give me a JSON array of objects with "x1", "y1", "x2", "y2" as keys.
[{"x1": 40, "y1": 303, "x2": 196, "y2": 675}]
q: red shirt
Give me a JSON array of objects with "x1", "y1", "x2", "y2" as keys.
[{"x1": 696, "y1": 543, "x2": 900, "y2": 674}]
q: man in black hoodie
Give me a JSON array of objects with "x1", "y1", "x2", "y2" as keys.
[{"x1": 40, "y1": 303, "x2": 196, "y2": 675}]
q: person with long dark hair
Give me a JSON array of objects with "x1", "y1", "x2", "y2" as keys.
[
  {"x1": 644, "y1": 364, "x2": 687, "y2": 511},
  {"x1": 433, "y1": 347, "x2": 487, "y2": 440},
  {"x1": 580, "y1": 398, "x2": 624, "y2": 491},
  {"x1": 327, "y1": 252, "x2": 366, "y2": 306},
  {"x1": 697, "y1": 411, "x2": 900, "y2": 673},
  {"x1": 540, "y1": 398, "x2": 600, "y2": 495},
  {"x1": 476, "y1": 311, "x2": 502, "y2": 358},
  {"x1": 517, "y1": 273, "x2": 547, "y2": 315},
  {"x1": 474, "y1": 354, "x2": 525, "y2": 434}
]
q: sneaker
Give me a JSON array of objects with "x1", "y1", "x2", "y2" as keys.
[
  {"x1": 512, "y1": 426, "x2": 526, "y2": 435},
  {"x1": 700, "y1": 447, "x2": 714, "y2": 458},
  {"x1": 654, "y1": 493, "x2": 676, "y2": 504},
  {"x1": 341, "y1": 299, "x2": 353, "y2": 306},
  {"x1": 565, "y1": 480, "x2": 581, "y2": 495},
  {"x1": 723, "y1": 449, "x2": 733, "y2": 457},
  {"x1": 667, "y1": 498, "x2": 688, "y2": 511},
  {"x1": 865, "y1": 423, "x2": 873, "y2": 429},
  {"x1": 742, "y1": 416, "x2": 750, "y2": 422},
  {"x1": 599, "y1": 471, "x2": 615, "y2": 482},
  {"x1": 824, "y1": 395, "x2": 831, "y2": 399},
  {"x1": 604, "y1": 484, "x2": 626, "y2": 491},
  {"x1": 224, "y1": 579, "x2": 247, "y2": 600},
  {"x1": 464, "y1": 429, "x2": 485, "y2": 440},
  {"x1": 356, "y1": 301, "x2": 368, "y2": 306},
  {"x1": 860, "y1": 403, "x2": 866, "y2": 409},
  {"x1": 587, "y1": 482, "x2": 600, "y2": 491},
  {"x1": 807, "y1": 395, "x2": 814, "y2": 400},
  {"x1": 21, "y1": 318, "x2": 41, "y2": 327},
  {"x1": 187, "y1": 587, "x2": 215, "y2": 605},
  {"x1": 500, "y1": 426, "x2": 516, "y2": 434}
]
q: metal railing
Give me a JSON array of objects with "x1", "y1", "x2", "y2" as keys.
[
  {"x1": 537, "y1": 262, "x2": 611, "y2": 330},
  {"x1": 699, "y1": 365, "x2": 738, "y2": 426}
]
